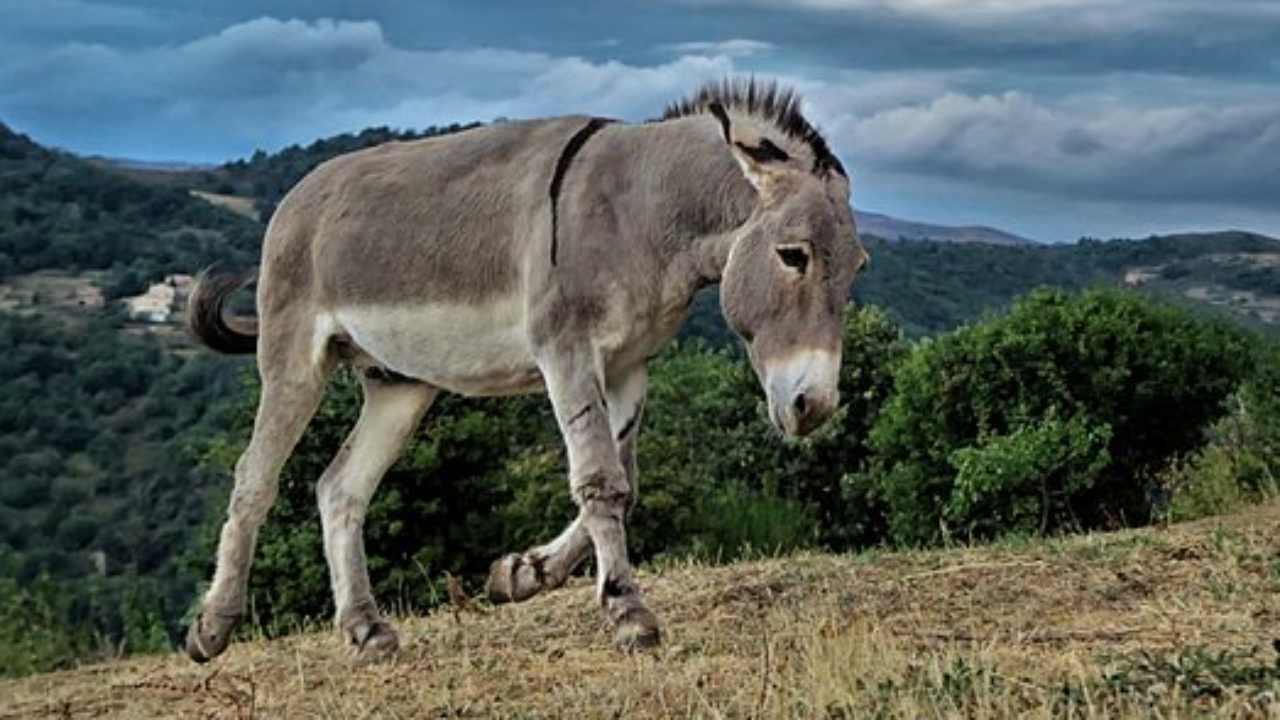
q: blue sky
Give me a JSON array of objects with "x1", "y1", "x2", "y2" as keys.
[{"x1": 2, "y1": 0, "x2": 1278, "y2": 241}]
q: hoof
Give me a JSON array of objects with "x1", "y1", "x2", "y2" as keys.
[
  {"x1": 485, "y1": 554, "x2": 540, "y2": 605},
  {"x1": 613, "y1": 607, "x2": 661, "y2": 652},
  {"x1": 350, "y1": 621, "x2": 400, "y2": 663},
  {"x1": 185, "y1": 610, "x2": 243, "y2": 664}
]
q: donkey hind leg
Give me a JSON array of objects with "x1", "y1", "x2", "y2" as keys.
[
  {"x1": 317, "y1": 373, "x2": 437, "y2": 661},
  {"x1": 186, "y1": 362, "x2": 331, "y2": 663},
  {"x1": 484, "y1": 367, "x2": 647, "y2": 606},
  {"x1": 544, "y1": 353, "x2": 659, "y2": 650}
]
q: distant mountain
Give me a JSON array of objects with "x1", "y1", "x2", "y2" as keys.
[{"x1": 854, "y1": 210, "x2": 1034, "y2": 246}]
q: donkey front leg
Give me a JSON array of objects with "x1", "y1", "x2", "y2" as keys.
[
  {"x1": 485, "y1": 367, "x2": 646, "y2": 604},
  {"x1": 316, "y1": 374, "x2": 437, "y2": 661},
  {"x1": 486, "y1": 518, "x2": 591, "y2": 604},
  {"x1": 543, "y1": 353, "x2": 659, "y2": 650}
]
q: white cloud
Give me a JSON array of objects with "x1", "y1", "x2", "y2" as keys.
[{"x1": 659, "y1": 39, "x2": 775, "y2": 57}]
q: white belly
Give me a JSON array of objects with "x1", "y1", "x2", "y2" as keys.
[{"x1": 332, "y1": 300, "x2": 542, "y2": 396}]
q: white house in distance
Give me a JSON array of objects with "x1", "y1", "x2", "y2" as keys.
[{"x1": 124, "y1": 274, "x2": 193, "y2": 323}]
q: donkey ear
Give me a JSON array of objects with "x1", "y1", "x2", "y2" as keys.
[
  {"x1": 708, "y1": 102, "x2": 793, "y2": 195},
  {"x1": 727, "y1": 138, "x2": 792, "y2": 196}
]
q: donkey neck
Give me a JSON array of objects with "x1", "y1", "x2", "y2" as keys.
[{"x1": 629, "y1": 116, "x2": 760, "y2": 285}]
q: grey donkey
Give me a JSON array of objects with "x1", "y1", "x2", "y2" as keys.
[{"x1": 184, "y1": 79, "x2": 868, "y2": 663}]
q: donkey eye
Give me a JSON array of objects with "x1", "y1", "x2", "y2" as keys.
[{"x1": 776, "y1": 246, "x2": 810, "y2": 274}]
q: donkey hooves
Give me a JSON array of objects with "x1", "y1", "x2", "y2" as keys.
[
  {"x1": 485, "y1": 554, "x2": 540, "y2": 605},
  {"x1": 613, "y1": 607, "x2": 661, "y2": 652},
  {"x1": 185, "y1": 610, "x2": 243, "y2": 664},
  {"x1": 351, "y1": 621, "x2": 400, "y2": 663}
]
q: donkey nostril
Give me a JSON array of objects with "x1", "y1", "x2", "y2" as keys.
[{"x1": 793, "y1": 393, "x2": 808, "y2": 417}]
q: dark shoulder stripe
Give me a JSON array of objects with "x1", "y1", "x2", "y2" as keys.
[{"x1": 550, "y1": 117, "x2": 613, "y2": 267}]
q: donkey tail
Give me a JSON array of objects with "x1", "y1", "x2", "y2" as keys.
[{"x1": 186, "y1": 267, "x2": 259, "y2": 355}]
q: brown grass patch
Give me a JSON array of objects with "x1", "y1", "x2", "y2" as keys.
[{"x1": 5, "y1": 502, "x2": 1279, "y2": 718}]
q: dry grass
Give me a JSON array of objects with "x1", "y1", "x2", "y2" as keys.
[{"x1": 6, "y1": 502, "x2": 1279, "y2": 719}]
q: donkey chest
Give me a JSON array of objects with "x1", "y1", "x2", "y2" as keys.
[{"x1": 333, "y1": 301, "x2": 541, "y2": 396}]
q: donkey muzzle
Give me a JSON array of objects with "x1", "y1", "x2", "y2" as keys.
[{"x1": 764, "y1": 349, "x2": 839, "y2": 437}]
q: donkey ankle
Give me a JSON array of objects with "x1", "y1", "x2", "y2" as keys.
[
  {"x1": 599, "y1": 574, "x2": 649, "y2": 625},
  {"x1": 337, "y1": 598, "x2": 383, "y2": 638}
]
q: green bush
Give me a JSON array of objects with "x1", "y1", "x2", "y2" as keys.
[
  {"x1": 0, "y1": 553, "x2": 94, "y2": 678},
  {"x1": 862, "y1": 288, "x2": 1257, "y2": 545},
  {"x1": 946, "y1": 413, "x2": 1112, "y2": 536},
  {"x1": 684, "y1": 483, "x2": 817, "y2": 561},
  {"x1": 1238, "y1": 345, "x2": 1280, "y2": 491},
  {"x1": 1166, "y1": 347, "x2": 1280, "y2": 521}
]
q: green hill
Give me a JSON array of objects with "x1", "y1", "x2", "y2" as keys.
[{"x1": 0, "y1": 122, "x2": 261, "y2": 295}]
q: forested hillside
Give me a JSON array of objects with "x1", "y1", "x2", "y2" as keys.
[
  {"x1": 1, "y1": 120, "x2": 1277, "y2": 678},
  {"x1": 0, "y1": 123, "x2": 261, "y2": 296},
  {"x1": 856, "y1": 231, "x2": 1280, "y2": 336}
]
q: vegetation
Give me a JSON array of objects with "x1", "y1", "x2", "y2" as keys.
[
  {"x1": 855, "y1": 232, "x2": 1280, "y2": 337},
  {"x1": 0, "y1": 311, "x2": 247, "y2": 676},
  {"x1": 0, "y1": 123, "x2": 261, "y2": 292},
  {"x1": 861, "y1": 288, "x2": 1258, "y2": 545}
]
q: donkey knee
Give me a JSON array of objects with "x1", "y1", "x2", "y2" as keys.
[
  {"x1": 571, "y1": 466, "x2": 632, "y2": 515},
  {"x1": 317, "y1": 481, "x2": 369, "y2": 528}
]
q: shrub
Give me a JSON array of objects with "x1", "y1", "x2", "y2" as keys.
[
  {"x1": 863, "y1": 288, "x2": 1256, "y2": 545},
  {"x1": 946, "y1": 413, "x2": 1112, "y2": 536},
  {"x1": 0, "y1": 561, "x2": 94, "y2": 678},
  {"x1": 1166, "y1": 347, "x2": 1280, "y2": 521}
]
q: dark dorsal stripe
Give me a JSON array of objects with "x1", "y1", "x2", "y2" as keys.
[
  {"x1": 734, "y1": 138, "x2": 790, "y2": 164},
  {"x1": 550, "y1": 117, "x2": 613, "y2": 267}
]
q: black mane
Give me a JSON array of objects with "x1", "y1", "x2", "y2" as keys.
[{"x1": 662, "y1": 78, "x2": 846, "y2": 178}]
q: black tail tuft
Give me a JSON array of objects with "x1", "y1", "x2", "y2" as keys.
[{"x1": 185, "y1": 267, "x2": 259, "y2": 355}]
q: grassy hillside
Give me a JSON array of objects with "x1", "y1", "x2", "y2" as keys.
[{"x1": 5, "y1": 500, "x2": 1277, "y2": 718}]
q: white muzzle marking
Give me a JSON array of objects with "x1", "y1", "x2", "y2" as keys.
[{"x1": 764, "y1": 349, "x2": 840, "y2": 437}]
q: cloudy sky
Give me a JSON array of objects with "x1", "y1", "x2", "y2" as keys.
[{"x1": 3, "y1": 0, "x2": 1278, "y2": 241}]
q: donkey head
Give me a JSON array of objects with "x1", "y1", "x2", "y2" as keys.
[{"x1": 713, "y1": 104, "x2": 868, "y2": 437}]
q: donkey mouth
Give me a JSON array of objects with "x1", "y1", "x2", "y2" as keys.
[{"x1": 769, "y1": 387, "x2": 837, "y2": 438}]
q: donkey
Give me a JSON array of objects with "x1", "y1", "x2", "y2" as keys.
[{"x1": 184, "y1": 78, "x2": 867, "y2": 663}]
